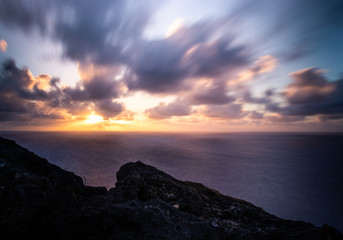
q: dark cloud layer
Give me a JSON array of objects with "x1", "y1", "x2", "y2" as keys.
[
  {"x1": 127, "y1": 22, "x2": 248, "y2": 93},
  {"x1": 0, "y1": 60, "x2": 123, "y2": 122},
  {"x1": 127, "y1": 39, "x2": 189, "y2": 93},
  {"x1": 283, "y1": 68, "x2": 337, "y2": 105},
  {"x1": 63, "y1": 77, "x2": 120, "y2": 101},
  {"x1": 0, "y1": 59, "x2": 63, "y2": 121},
  {"x1": 0, "y1": 0, "x2": 51, "y2": 34},
  {"x1": 145, "y1": 102, "x2": 191, "y2": 120},
  {"x1": 189, "y1": 81, "x2": 234, "y2": 105},
  {"x1": 199, "y1": 103, "x2": 247, "y2": 120},
  {"x1": 0, "y1": 0, "x2": 151, "y2": 64},
  {"x1": 53, "y1": 0, "x2": 151, "y2": 64},
  {"x1": 94, "y1": 100, "x2": 123, "y2": 119},
  {"x1": 269, "y1": 68, "x2": 343, "y2": 119},
  {"x1": 0, "y1": 59, "x2": 51, "y2": 100}
]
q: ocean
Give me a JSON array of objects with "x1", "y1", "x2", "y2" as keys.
[{"x1": 1, "y1": 131, "x2": 342, "y2": 231}]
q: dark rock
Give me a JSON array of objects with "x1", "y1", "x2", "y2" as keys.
[{"x1": 0, "y1": 136, "x2": 342, "y2": 240}]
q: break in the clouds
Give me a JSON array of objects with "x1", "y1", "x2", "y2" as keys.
[{"x1": 0, "y1": 0, "x2": 342, "y2": 130}]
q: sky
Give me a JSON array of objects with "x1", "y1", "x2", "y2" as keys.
[{"x1": 0, "y1": 0, "x2": 342, "y2": 132}]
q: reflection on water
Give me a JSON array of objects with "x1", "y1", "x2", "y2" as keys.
[{"x1": 1, "y1": 131, "x2": 342, "y2": 231}]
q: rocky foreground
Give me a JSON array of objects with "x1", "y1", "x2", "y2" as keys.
[{"x1": 0, "y1": 136, "x2": 342, "y2": 240}]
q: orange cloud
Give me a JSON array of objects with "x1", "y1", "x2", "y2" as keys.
[
  {"x1": 34, "y1": 74, "x2": 52, "y2": 90},
  {"x1": 113, "y1": 110, "x2": 135, "y2": 121},
  {"x1": 165, "y1": 18, "x2": 184, "y2": 38},
  {"x1": 229, "y1": 55, "x2": 277, "y2": 85},
  {"x1": 0, "y1": 39, "x2": 7, "y2": 52}
]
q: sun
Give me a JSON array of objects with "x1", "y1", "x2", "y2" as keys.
[{"x1": 86, "y1": 113, "x2": 103, "y2": 124}]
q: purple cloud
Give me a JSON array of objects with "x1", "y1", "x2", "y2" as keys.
[
  {"x1": 145, "y1": 102, "x2": 191, "y2": 120},
  {"x1": 268, "y1": 68, "x2": 343, "y2": 119}
]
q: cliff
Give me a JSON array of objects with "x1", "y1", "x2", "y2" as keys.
[{"x1": 0, "y1": 136, "x2": 342, "y2": 240}]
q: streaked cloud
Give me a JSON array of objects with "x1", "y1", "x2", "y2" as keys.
[
  {"x1": 0, "y1": 59, "x2": 124, "y2": 123},
  {"x1": 189, "y1": 78, "x2": 234, "y2": 105},
  {"x1": 126, "y1": 20, "x2": 249, "y2": 94},
  {"x1": 146, "y1": 101, "x2": 191, "y2": 120},
  {"x1": 197, "y1": 103, "x2": 247, "y2": 120},
  {"x1": 267, "y1": 67, "x2": 343, "y2": 120},
  {"x1": 0, "y1": 0, "x2": 342, "y2": 131},
  {"x1": 283, "y1": 68, "x2": 336, "y2": 105},
  {"x1": 165, "y1": 18, "x2": 184, "y2": 38}
]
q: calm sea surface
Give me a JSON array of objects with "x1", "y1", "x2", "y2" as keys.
[{"x1": 1, "y1": 131, "x2": 342, "y2": 231}]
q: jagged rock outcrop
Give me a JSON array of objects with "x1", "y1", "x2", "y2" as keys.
[{"x1": 0, "y1": 136, "x2": 342, "y2": 240}]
